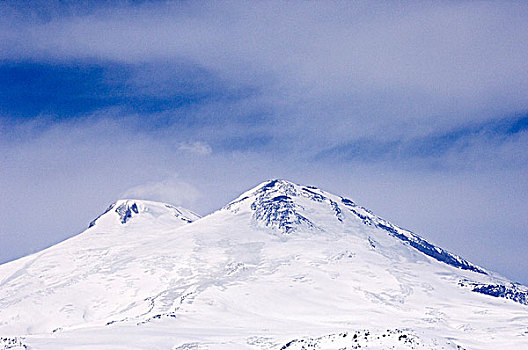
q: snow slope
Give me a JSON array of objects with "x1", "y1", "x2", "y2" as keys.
[{"x1": 0, "y1": 180, "x2": 527, "y2": 349}]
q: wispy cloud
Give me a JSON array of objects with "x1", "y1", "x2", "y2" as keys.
[
  {"x1": 178, "y1": 141, "x2": 212, "y2": 155},
  {"x1": 317, "y1": 115, "x2": 528, "y2": 167},
  {"x1": 122, "y1": 177, "x2": 203, "y2": 206},
  {"x1": 1, "y1": 1, "x2": 527, "y2": 140}
]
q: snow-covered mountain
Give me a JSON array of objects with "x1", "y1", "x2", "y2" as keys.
[{"x1": 0, "y1": 180, "x2": 527, "y2": 349}]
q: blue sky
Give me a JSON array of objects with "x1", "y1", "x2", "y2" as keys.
[{"x1": 1, "y1": 1, "x2": 527, "y2": 283}]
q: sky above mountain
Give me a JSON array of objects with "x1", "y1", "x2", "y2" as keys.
[{"x1": 0, "y1": 1, "x2": 527, "y2": 284}]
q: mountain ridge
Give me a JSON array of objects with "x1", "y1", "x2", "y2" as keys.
[
  {"x1": 223, "y1": 179, "x2": 487, "y2": 274},
  {"x1": 0, "y1": 179, "x2": 527, "y2": 349}
]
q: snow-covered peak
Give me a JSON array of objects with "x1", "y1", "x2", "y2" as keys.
[
  {"x1": 233, "y1": 179, "x2": 322, "y2": 198},
  {"x1": 88, "y1": 199, "x2": 200, "y2": 228},
  {"x1": 225, "y1": 179, "x2": 298, "y2": 204},
  {"x1": 223, "y1": 179, "x2": 332, "y2": 233},
  {"x1": 225, "y1": 179, "x2": 333, "y2": 210},
  {"x1": 223, "y1": 179, "x2": 487, "y2": 275},
  {"x1": 224, "y1": 179, "x2": 364, "y2": 232},
  {"x1": 1, "y1": 180, "x2": 527, "y2": 348}
]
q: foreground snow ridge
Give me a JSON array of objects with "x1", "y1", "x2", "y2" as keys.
[
  {"x1": 280, "y1": 329, "x2": 464, "y2": 350},
  {"x1": 0, "y1": 179, "x2": 527, "y2": 349}
]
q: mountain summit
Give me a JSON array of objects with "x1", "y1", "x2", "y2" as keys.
[
  {"x1": 88, "y1": 199, "x2": 200, "y2": 228},
  {"x1": 0, "y1": 180, "x2": 526, "y2": 349},
  {"x1": 225, "y1": 180, "x2": 486, "y2": 273}
]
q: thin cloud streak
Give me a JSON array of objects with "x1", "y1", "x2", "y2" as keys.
[{"x1": 123, "y1": 177, "x2": 203, "y2": 207}]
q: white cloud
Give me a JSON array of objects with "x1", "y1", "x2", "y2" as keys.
[
  {"x1": 122, "y1": 178, "x2": 203, "y2": 207},
  {"x1": 178, "y1": 141, "x2": 212, "y2": 155}
]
